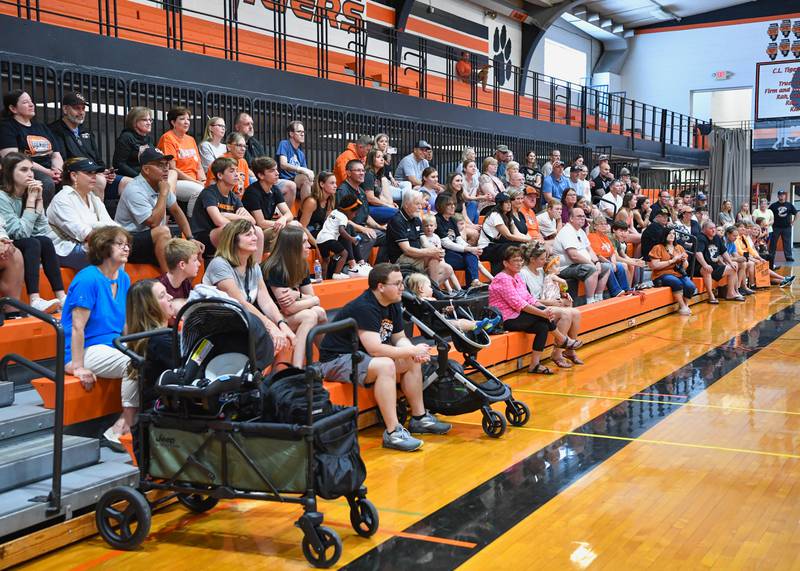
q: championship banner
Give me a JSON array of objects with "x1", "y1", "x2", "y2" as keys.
[{"x1": 755, "y1": 59, "x2": 800, "y2": 120}]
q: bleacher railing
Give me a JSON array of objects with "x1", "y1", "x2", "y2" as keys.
[{"x1": 0, "y1": 0, "x2": 711, "y2": 151}]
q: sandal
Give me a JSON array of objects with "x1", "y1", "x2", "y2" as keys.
[
  {"x1": 564, "y1": 351, "x2": 584, "y2": 365},
  {"x1": 708, "y1": 298, "x2": 720, "y2": 305},
  {"x1": 723, "y1": 295, "x2": 746, "y2": 302},
  {"x1": 528, "y1": 364, "x2": 554, "y2": 375},
  {"x1": 559, "y1": 337, "x2": 583, "y2": 350},
  {"x1": 552, "y1": 357, "x2": 573, "y2": 369}
]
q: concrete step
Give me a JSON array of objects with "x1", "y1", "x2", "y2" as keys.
[
  {"x1": 0, "y1": 382, "x2": 12, "y2": 407},
  {"x1": 0, "y1": 403, "x2": 54, "y2": 443},
  {"x1": 4, "y1": 358, "x2": 57, "y2": 390},
  {"x1": 0, "y1": 460, "x2": 139, "y2": 539},
  {"x1": 0, "y1": 434, "x2": 99, "y2": 494}
]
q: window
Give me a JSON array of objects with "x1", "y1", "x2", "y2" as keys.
[{"x1": 544, "y1": 38, "x2": 587, "y2": 86}]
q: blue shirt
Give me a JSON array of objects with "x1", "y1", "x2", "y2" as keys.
[
  {"x1": 276, "y1": 139, "x2": 306, "y2": 180},
  {"x1": 62, "y1": 265, "x2": 130, "y2": 363},
  {"x1": 542, "y1": 173, "x2": 570, "y2": 200}
]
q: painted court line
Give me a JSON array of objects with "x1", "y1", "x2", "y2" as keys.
[{"x1": 327, "y1": 521, "x2": 477, "y2": 549}]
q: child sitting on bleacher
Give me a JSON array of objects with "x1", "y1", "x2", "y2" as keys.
[
  {"x1": 405, "y1": 272, "x2": 499, "y2": 334},
  {"x1": 421, "y1": 213, "x2": 461, "y2": 292},
  {"x1": 315, "y1": 193, "x2": 362, "y2": 280},
  {"x1": 158, "y1": 238, "x2": 201, "y2": 317}
]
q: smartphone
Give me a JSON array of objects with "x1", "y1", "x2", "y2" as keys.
[{"x1": 387, "y1": 147, "x2": 397, "y2": 155}]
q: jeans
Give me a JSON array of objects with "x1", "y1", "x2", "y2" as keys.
[
  {"x1": 444, "y1": 249, "x2": 480, "y2": 284},
  {"x1": 601, "y1": 261, "x2": 629, "y2": 296},
  {"x1": 654, "y1": 274, "x2": 696, "y2": 298},
  {"x1": 769, "y1": 226, "x2": 793, "y2": 260},
  {"x1": 369, "y1": 205, "x2": 399, "y2": 225},
  {"x1": 465, "y1": 201, "x2": 479, "y2": 224}
]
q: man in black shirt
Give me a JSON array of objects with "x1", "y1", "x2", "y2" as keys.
[
  {"x1": 386, "y1": 189, "x2": 448, "y2": 280},
  {"x1": 694, "y1": 220, "x2": 742, "y2": 304},
  {"x1": 641, "y1": 209, "x2": 668, "y2": 261},
  {"x1": 769, "y1": 190, "x2": 797, "y2": 262},
  {"x1": 242, "y1": 156, "x2": 293, "y2": 248},
  {"x1": 649, "y1": 190, "x2": 673, "y2": 224},
  {"x1": 336, "y1": 159, "x2": 385, "y2": 264},
  {"x1": 591, "y1": 161, "x2": 613, "y2": 204},
  {"x1": 319, "y1": 263, "x2": 451, "y2": 451}
]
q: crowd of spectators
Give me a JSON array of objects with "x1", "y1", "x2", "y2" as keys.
[{"x1": 0, "y1": 89, "x2": 795, "y2": 451}]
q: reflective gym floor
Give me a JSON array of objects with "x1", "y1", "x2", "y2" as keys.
[{"x1": 18, "y1": 269, "x2": 800, "y2": 570}]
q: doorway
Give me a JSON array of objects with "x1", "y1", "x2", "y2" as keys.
[{"x1": 690, "y1": 87, "x2": 753, "y2": 127}]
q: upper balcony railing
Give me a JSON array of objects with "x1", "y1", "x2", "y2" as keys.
[{"x1": 1, "y1": 0, "x2": 712, "y2": 151}]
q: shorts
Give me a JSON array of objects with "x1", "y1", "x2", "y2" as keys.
[
  {"x1": 559, "y1": 263, "x2": 598, "y2": 281},
  {"x1": 695, "y1": 263, "x2": 726, "y2": 281},
  {"x1": 127, "y1": 229, "x2": 159, "y2": 265},
  {"x1": 318, "y1": 239, "x2": 345, "y2": 258},
  {"x1": 318, "y1": 353, "x2": 372, "y2": 386},
  {"x1": 396, "y1": 254, "x2": 426, "y2": 272},
  {"x1": 105, "y1": 174, "x2": 124, "y2": 200}
]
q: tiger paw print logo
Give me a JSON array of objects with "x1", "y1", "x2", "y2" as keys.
[{"x1": 492, "y1": 24, "x2": 513, "y2": 87}]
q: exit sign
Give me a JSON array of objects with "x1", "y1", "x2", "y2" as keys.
[{"x1": 711, "y1": 70, "x2": 734, "y2": 80}]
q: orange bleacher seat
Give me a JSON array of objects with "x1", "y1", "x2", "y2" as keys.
[{"x1": 31, "y1": 375, "x2": 122, "y2": 425}]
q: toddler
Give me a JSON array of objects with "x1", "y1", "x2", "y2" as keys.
[{"x1": 405, "y1": 273, "x2": 500, "y2": 333}]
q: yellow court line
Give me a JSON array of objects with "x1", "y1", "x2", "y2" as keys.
[
  {"x1": 452, "y1": 421, "x2": 800, "y2": 460},
  {"x1": 512, "y1": 388, "x2": 800, "y2": 417}
]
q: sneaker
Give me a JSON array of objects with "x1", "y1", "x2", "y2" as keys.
[
  {"x1": 354, "y1": 264, "x2": 372, "y2": 277},
  {"x1": 408, "y1": 411, "x2": 452, "y2": 435},
  {"x1": 481, "y1": 316, "x2": 502, "y2": 333},
  {"x1": 30, "y1": 298, "x2": 61, "y2": 314},
  {"x1": 739, "y1": 287, "x2": 755, "y2": 296},
  {"x1": 678, "y1": 307, "x2": 691, "y2": 316},
  {"x1": 100, "y1": 427, "x2": 126, "y2": 453},
  {"x1": 358, "y1": 261, "x2": 373, "y2": 271},
  {"x1": 332, "y1": 273, "x2": 351, "y2": 280},
  {"x1": 382, "y1": 425, "x2": 423, "y2": 451},
  {"x1": 779, "y1": 276, "x2": 795, "y2": 288}
]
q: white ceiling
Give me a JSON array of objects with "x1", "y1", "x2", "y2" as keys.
[{"x1": 564, "y1": 0, "x2": 757, "y2": 28}]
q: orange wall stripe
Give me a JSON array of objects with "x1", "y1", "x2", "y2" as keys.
[
  {"x1": 636, "y1": 12, "x2": 800, "y2": 35},
  {"x1": 366, "y1": 1, "x2": 395, "y2": 26},
  {"x1": 405, "y1": 16, "x2": 488, "y2": 53}
]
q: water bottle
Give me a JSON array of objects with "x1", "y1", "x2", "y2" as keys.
[
  {"x1": 313, "y1": 258, "x2": 323, "y2": 282},
  {"x1": 355, "y1": 235, "x2": 363, "y2": 244}
]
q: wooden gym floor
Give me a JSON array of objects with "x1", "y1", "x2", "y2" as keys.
[{"x1": 17, "y1": 274, "x2": 800, "y2": 570}]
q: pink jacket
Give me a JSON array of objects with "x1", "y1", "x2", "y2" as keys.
[{"x1": 488, "y1": 271, "x2": 537, "y2": 321}]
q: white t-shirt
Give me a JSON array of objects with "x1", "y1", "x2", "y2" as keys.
[
  {"x1": 520, "y1": 266, "x2": 544, "y2": 299},
  {"x1": 553, "y1": 223, "x2": 591, "y2": 266},
  {"x1": 536, "y1": 211, "x2": 558, "y2": 238},
  {"x1": 478, "y1": 211, "x2": 505, "y2": 248},
  {"x1": 600, "y1": 192, "x2": 623, "y2": 217},
  {"x1": 316, "y1": 209, "x2": 348, "y2": 244},
  {"x1": 753, "y1": 207, "x2": 774, "y2": 233}
]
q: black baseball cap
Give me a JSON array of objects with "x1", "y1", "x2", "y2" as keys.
[
  {"x1": 139, "y1": 146, "x2": 173, "y2": 166},
  {"x1": 339, "y1": 193, "x2": 362, "y2": 211},
  {"x1": 778, "y1": 189, "x2": 788, "y2": 195},
  {"x1": 62, "y1": 92, "x2": 88, "y2": 107},
  {"x1": 64, "y1": 158, "x2": 104, "y2": 174},
  {"x1": 415, "y1": 140, "x2": 432, "y2": 150}
]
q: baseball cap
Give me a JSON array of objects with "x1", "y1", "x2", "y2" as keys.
[
  {"x1": 64, "y1": 158, "x2": 104, "y2": 174},
  {"x1": 619, "y1": 167, "x2": 630, "y2": 176},
  {"x1": 415, "y1": 140, "x2": 432, "y2": 150},
  {"x1": 495, "y1": 144, "x2": 510, "y2": 153},
  {"x1": 495, "y1": 192, "x2": 510, "y2": 203},
  {"x1": 696, "y1": 192, "x2": 707, "y2": 200},
  {"x1": 777, "y1": 189, "x2": 788, "y2": 195},
  {"x1": 139, "y1": 146, "x2": 173, "y2": 166},
  {"x1": 62, "y1": 91, "x2": 88, "y2": 107}
]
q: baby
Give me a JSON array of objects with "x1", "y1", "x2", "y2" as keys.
[
  {"x1": 405, "y1": 273, "x2": 500, "y2": 333},
  {"x1": 453, "y1": 213, "x2": 495, "y2": 282},
  {"x1": 420, "y1": 214, "x2": 461, "y2": 292}
]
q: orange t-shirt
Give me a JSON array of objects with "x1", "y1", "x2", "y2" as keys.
[
  {"x1": 588, "y1": 232, "x2": 614, "y2": 258},
  {"x1": 157, "y1": 130, "x2": 201, "y2": 179},
  {"x1": 205, "y1": 154, "x2": 252, "y2": 196},
  {"x1": 520, "y1": 204, "x2": 542, "y2": 240},
  {"x1": 648, "y1": 244, "x2": 687, "y2": 279}
]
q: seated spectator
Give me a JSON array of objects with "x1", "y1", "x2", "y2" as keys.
[
  {"x1": 318, "y1": 263, "x2": 450, "y2": 452},
  {"x1": 632, "y1": 196, "x2": 651, "y2": 232},
  {"x1": 0, "y1": 152, "x2": 65, "y2": 313},
  {"x1": 191, "y1": 157, "x2": 262, "y2": 259},
  {"x1": 112, "y1": 106, "x2": 154, "y2": 178},
  {"x1": 553, "y1": 207, "x2": 609, "y2": 304},
  {"x1": 718, "y1": 199, "x2": 735, "y2": 227},
  {"x1": 508, "y1": 188, "x2": 532, "y2": 236},
  {"x1": 455, "y1": 51, "x2": 472, "y2": 83},
  {"x1": 521, "y1": 150, "x2": 543, "y2": 194},
  {"x1": 489, "y1": 246, "x2": 582, "y2": 375},
  {"x1": 363, "y1": 149, "x2": 400, "y2": 224},
  {"x1": 456, "y1": 148, "x2": 475, "y2": 174},
  {"x1": 0, "y1": 90, "x2": 63, "y2": 207},
  {"x1": 724, "y1": 225, "x2": 755, "y2": 295},
  {"x1": 536, "y1": 199, "x2": 563, "y2": 242},
  {"x1": 335, "y1": 134, "x2": 373, "y2": 186},
  {"x1": 198, "y1": 116, "x2": 227, "y2": 172},
  {"x1": 740, "y1": 221, "x2": 791, "y2": 286},
  {"x1": 315, "y1": 192, "x2": 361, "y2": 278},
  {"x1": 299, "y1": 170, "x2": 336, "y2": 245},
  {"x1": 204, "y1": 132, "x2": 253, "y2": 196},
  {"x1": 336, "y1": 159, "x2": 383, "y2": 267},
  {"x1": 520, "y1": 242, "x2": 583, "y2": 367},
  {"x1": 611, "y1": 221, "x2": 645, "y2": 287},
  {"x1": 277, "y1": 121, "x2": 313, "y2": 204},
  {"x1": 373, "y1": 134, "x2": 407, "y2": 194},
  {"x1": 48, "y1": 92, "x2": 129, "y2": 201},
  {"x1": 0, "y1": 218, "x2": 24, "y2": 310},
  {"x1": 477, "y1": 157, "x2": 504, "y2": 214},
  {"x1": 577, "y1": 197, "x2": 599, "y2": 229},
  {"x1": 649, "y1": 190, "x2": 674, "y2": 225},
  {"x1": 202, "y1": 219, "x2": 293, "y2": 358},
  {"x1": 542, "y1": 160, "x2": 569, "y2": 203},
  {"x1": 47, "y1": 157, "x2": 119, "y2": 270},
  {"x1": 406, "y1": 272, "x2": 499, "y2": 332},
  {"x1": 752, "y1": 198, "x2": 773, "y2": 238},
  {"x1": 519, "y1": 187, "x2": 542, "y2": 241},
  {"x1": 648, "y1": 227, "x2": 696, "y2": 316},
  {"x1": 494, "y1": 145, "x2": 511, "y2": 178},
  {"x1": 589, "y1": 154, "x2": 607, "y2": 180},
  {"x1": 599, "y1": 179, "x2": 625, "y2": 220},
  {"x1": 694, "y1": 220, "x2": 743, "y2": 304},
  {"x1": 387, "y1": 190, "x2": 451, "y2": 285},
  {"x1": 242, "y1": 156, "x2": 293, "y2": 248},
  {"x1": 542, "y1": 149, "x2": 560, "y2": 178},
  {"x1": 115, "y1": 147, "x2": 200, "y2": 271},
  {"x1": 478, "y1": 192, "x2": 530, "y2": 274},
  {"x1": 420, "y1": 213, "x2": 460, "y2": 292},
  {"x1": 503, "y1": 161, "x2": 520, "y2": 188},
  {"x1": 591, "y1": 159, "x2": 613, "y2": 203},
  {"x1": 560, "y1": 188, "x2": 579, "y2": 225},
  {"x1": 157, "y1": 106, "x2": 204, "y2": 215},
  {"x1": 434, "y1": 193, "x2": 484, "y2": 288},
  {"x1": 736, "y1": 202, "x2": 753, "y2": 224},
  {"x1": 419, "y1": 166, "x2": 440, "y2": 210},
  {"x1": 575, "y1": 165, "x2": 591, "y2": 199},
  {"x1": 263, "y1": 225, "x2": 328, "y2": 368},
  {"x1": 461, "y1": 158, "x2": 481, "y2": 223},
  {"x1": 641, "y1": 209, "x2": 669, "y2": 261},
  {"x1": 158, "y1": 238, "x2": 201, "y2": 314},
  {"x1": 394, "y1": 140, "x2": 430, "y2": 189},
  {"x1": 233, "y1": 112, "x2": 266, "y2": 170},
  {"x1": 588, "y1": 216, "x2": 630, "y2": 297},
  {"x1": 675, "y1": 205, "x2": 701, "y2": 251},
  {"x1": 62, "y1": 226, "x2": 133, "y2": 449},
  {"x1": 443, "y1": 171, "x2": 479, "y2": 243},
  {"x1": 122, "y1": 279, "x2": 176, "y2": 429}
]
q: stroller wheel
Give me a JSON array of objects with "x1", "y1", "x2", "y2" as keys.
[
  {"x1": 482, "y1": 410, "x2": 506, "y2": 438},
  {"x1": 349, "y1": 497, "x2": 380, "y2": 537},
  {"x1": 505, "y1": 400, "x2": 531, "y2": 426},
  {"x1": 95, "y1": 486, "x2": 151, "y2": 550},
  {"x1": 177, "y1": 492, "x2": 219, "y2": 513},
  {"x1": 302, "y1": 525, "x2": 342, "y2": 568}
]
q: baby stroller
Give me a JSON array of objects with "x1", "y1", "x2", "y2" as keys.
[
  {"x1": 96, "y1": 299, "x2": 377, "y2": 568},
  {"x1": 401, "y1": 289, "x2": 530, "y2": 438}
]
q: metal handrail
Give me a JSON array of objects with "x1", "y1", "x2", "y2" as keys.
[{"x1": 0, "y1": 297, "x2": 66, "y2": 515}]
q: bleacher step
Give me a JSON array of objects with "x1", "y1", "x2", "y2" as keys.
[
  {"x1": 0, "y1": 460, "x2": 139, "y2": 539},
  {"x1": 0, "y1": 434, "x2": 99, "y2": 494},
  {"x1": 0, "y1": 382, "x2": 12, "y2": 408},
  {"x1": 0, "y1": 404, "x2": 54, "y2": 442}
]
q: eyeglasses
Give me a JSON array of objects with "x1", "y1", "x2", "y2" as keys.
[
  {"x1": 212, "y1": 123, "x2": 225, "y2": 128},
  {"x1": 384, "y1": 281, "x2": 405, "y2": 289},
  {"x1": 113, "y1": 241, "x2": 130, "y2": 249},
  {"x1": 138, "y1": 118, "x2": 153, "y2": 123},
  {"x1": 232, "y1": 143, "x2": 247, "y2": 148},
  {"x1": 507, "y1": 258, "x2": 524, "y2": 265}
]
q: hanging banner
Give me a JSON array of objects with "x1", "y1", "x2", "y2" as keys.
[{"x1": 755, "y1": 59, "x2": 800, "y2": 119}]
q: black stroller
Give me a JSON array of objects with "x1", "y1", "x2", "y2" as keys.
[
  {"x1": 401, "y1": 289, "x2": 530, "y2": 438},
  {"x1": 95, "y1": 299, "x2": 377, "y2": 568}
]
